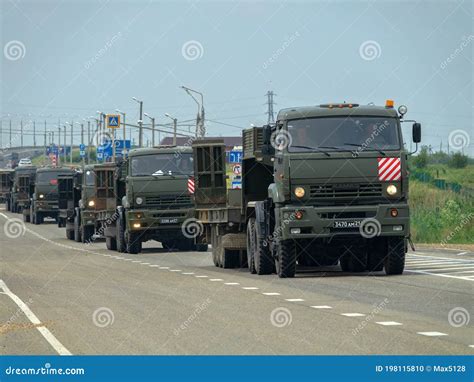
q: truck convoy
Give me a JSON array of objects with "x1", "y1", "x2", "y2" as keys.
[{"x1": 193, "y1": 101, "x2": 421, "y2": 277}]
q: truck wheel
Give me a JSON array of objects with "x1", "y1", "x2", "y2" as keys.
[
  {"x1": 106, "y1": 237, "x2": 117, "y2": 251},
  {"x1": 196, "y1": 244, "x2": 208, "y2": 252},
  {"x1": 74, "y1": 213, "x2": 82, "y2": 242},
  {"x1": 81, "y1": 225, "x2": 94, "y2": 244},
  {"x1": 66, "y1": 229, "x2": 75, "y2": 240},
  {"x1": 246, "y1": 218, "x2": 257, "y2": 274},
  {"x1": 211, "y1": 226, "x2": 221, "y2": 267},
  {"x1": 126, "y1": 232, "x2": 141, "y2": 254},
  {"x1": 276, "y1": 239, "x2": 297, "y2": 278},
  {"x1": 116, "y1": 214, "x2": 126, "y2": 253},
  {"x1": 254, "y1": 220, "x2": 273, "y2": 275},
  {"x1": 34, "y1": 212, "x2": 43, "y2": 225},
  {"x1": 384, "y1": 237, "x2": 405, "y2": 275},
  {"x1": 23, "y1": 210, "x2": 30, "y2": 223}
]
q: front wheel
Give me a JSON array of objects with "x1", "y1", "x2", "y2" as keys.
[
  {"x1": 126, "y1": 231, "x2": 141, "y2": 254},
  {"x1": 81, "y1": 225, "x2": 94, "y2": 244},
  {"x1": 246, "y1": 219, "x2": 257, "y2": 274},
  {"x1": 384, "y1": 237, "x2": 405, "y2": 275},
  {"x1": 275, "y1": 239, "x2": 297, "y2": 278},
  {"x1": 106, "y1": 236, "x2": 117, "y2": 251},
  {"x1": 74, "y1": 213, "x2": 82, "y2": 242},
  {"x1": 116, "y1": 213, "x2": 126, "y2": 253}
]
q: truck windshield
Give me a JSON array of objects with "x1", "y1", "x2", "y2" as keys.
[
  {"x1": 130, "y1": 153, "x2": 193, "y2": 176},
  {"x1": 287, "y1": 117, "x2": 400, "y2": 152},
  {"x1": 37, "y1": 172, "x2": 59, "y2": 184}
]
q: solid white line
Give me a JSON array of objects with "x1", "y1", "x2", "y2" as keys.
[
  {"x1": 311, "y1": 305, "x2": 332, "y2": 309},
  {"x1": 376, "y1": 321, "x2": 403, "y2": 326},
  {"x1": 406, "y1": 261, "x2": 466, "y2": 267},
  {"x1": 0, "y1": 279, "x2": 71, "y2": 356},
  {"x1": 417, "y1": 331, "x2": 448, "y2": 337},
  {"x1": 414, "y1": 266, "x2": 474, "y2": 272},
  {"x1": 407, "y1": 254, "x2": 474, "y2": 263},
  {"x1": 405, "y1": 270, "x2": 473, "y2": 281},
  {"x1": 262, "y1": 292, "x2": 281, "y2": 296},
  {"x1": 285, "y1": 298, "x2": 304, "y2": 302},
  {"x1": 341, "y1": 313, "x2": 366, "y2": 317},
  {"x1": 242, "y1": 287, "x2": 259, "y2": 290}
]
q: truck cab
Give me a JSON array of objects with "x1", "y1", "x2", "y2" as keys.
[
  {"x1": 0, "y1": 169, "x2": 14, "y2": 209},
  {"x1": 103, "y1": 146, "x2": 205, "y2": 254},
  {"x1": 29, "y1": 167, "x2": 75, "y2": 224}
]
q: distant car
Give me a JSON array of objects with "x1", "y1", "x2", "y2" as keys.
[{"x1": 18, "y1": 158, "x2": 32, "y2": 167}]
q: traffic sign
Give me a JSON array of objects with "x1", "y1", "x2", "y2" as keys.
[
  {"x1": 79, "y1": 143, "x2": 85, "y2": 151},
  {"x1": 232, "y1": 164, "x2": 242, "y2": 175},
  {"x1": 106, "y1": 114, "x2": 121, "y2": 129},
  {"x1": 231, "y1": 181, "x2": 242, "y2": 189},
  {"x1": 229, "y1": 150, "x2": 242, "y2": 163}
]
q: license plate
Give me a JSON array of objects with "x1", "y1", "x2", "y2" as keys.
[
  {"x1": 333, "y1": 220, "x2": 362, "y2": 229},
  {"x1": 160, "y1": 218, "x2": 178, "y2": 224}
]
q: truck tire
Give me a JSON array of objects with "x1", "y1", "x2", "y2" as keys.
[
  {"x1": 221, "y1": 234, "x2": 245, "y2": 268},
  {"x1": 246, "y1": 218, "x2": 257, "y2": 274},
  {"x1": 81, "y1": 225, "x2": 94, "y2": 244},
  {"x1": 195, "y1": 244, "x2": 208, "y2": 252},
  {"x1": 253, "y1": 221, "x2": 273, "y2": 275},
  {"x1": 34, "y1": 212, "x2": 43, "y2": 225},
  {"x1": 384, "y1": 237, "x2": 405, "y2": 275},
  {"x1": 66, "y1": 229, "x2": 75, "y2": 240},
  {"x1": 116, "y1": 214, "x2": 126, "y2": 253},
  {"x1": 74, "y1": 213, "x2": 82, "y2": 242},
  {"x1": 276, "y1": 239, "x2": 297, "y2": 278},
  {"x1": 23, "y1": 210, "x2": 30, "y2": 223},
  {"x1": 106, "y1": 237, "x2": 117, "y2": 251},
  {"x1": 211, "y1": 226, "x2": 221, "y2": 267},
  {"x1": 126, "y1": 231, "x2": 141, "y2": 254}
]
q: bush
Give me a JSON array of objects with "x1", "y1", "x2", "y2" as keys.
[
  {"x1": 448, "y1": 152, "x2": 468, "y2": 168},
  {"x1": 413, "y1": 146, "x2": 429, "y2": 168}
]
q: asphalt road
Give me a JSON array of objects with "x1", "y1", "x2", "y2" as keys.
[{"x1": 1, "y1": 207, "x2": 473, "y2": 355}]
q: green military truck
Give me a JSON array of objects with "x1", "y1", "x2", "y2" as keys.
[
  {"x1": 28, "y1": 167, "x2": 76, "y2": 224},
  {"x1": 57, "y1": 168, "x2": 82, "y2": 237},
  {"x1": 193, "y1": 101, "x2": 421, "y2": 277},
  {"x1": 96, "y1": 146, "x2": 206, "y2": 254},
  {"x1": 0, "y1": 169, "x2": 14, "y2": 209},
  {"x1": 10, "y1": 166, "x2": 36, "y2": 215}
]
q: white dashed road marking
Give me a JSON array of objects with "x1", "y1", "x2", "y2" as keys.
[
  {"x1": 262, "y1": 292, "x2": 281, "y2": 296},
  {"x1": 341, "y1": 313, "x2": 366, "y2": 317},
  {"x1": 311, "y1": 305, "x2": 332, "y2": 309},
  {"x1": 209, "y1": 279, "x2": 223, "y2": 281},
  {"x1": 224, "y1": 282, "x2": 240, "y2": 285},
  {"x1": 417, "y1": 332, "x2": 448, "y2": 337},
  {"x1": 242, "y1": 287, "x2": 259, "y2": 290},
  {"x1": 376, "y1": 321, "x2": 403, "y2": 326},
  {"x1": 285, "y1": 298, "x2": 304, "y2": 302}
]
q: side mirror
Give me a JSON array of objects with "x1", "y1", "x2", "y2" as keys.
[{"x1": 412, "y1": 123, "x2": 421, "y2": 143}]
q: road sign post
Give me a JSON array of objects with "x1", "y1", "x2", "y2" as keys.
[{"x1": 106, "y1": 114, "x2": 121, "y2": 162}]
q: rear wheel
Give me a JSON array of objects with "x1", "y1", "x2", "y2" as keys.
[
  {"x1": 276, "y1": 239, "x2": 297, "y2": 278},
  {"x1": 246, "y1": 218, "x2": 257, "y2": 274},
  {"x1": 253, "y1": 220, "x2": 273, "y2": 275},
  {"x1": 106, "y1": 236, "x2": 117, "y2": 251},
  {"x1": 384, "y1": 237, "x2": 405, "y2": 275},
  {"x1": 34, "y1": 212, "x2": 43, "y2": 225},
  {"x1": 66, "y1": 228, "x2": 75, "y2": 240},
  {"x1": 23, "y1": 210, "x2": 30, "y2": 223},
  {"x1": 81, "y1": 225, "x2": 94, "y2": 244}
]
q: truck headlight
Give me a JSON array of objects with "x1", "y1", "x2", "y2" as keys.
[
  {"x1": 294, "y1": 187, "x2": 305, "y2": 198},
  {"x1": 136, "y1": 197, "x2": 143, "y2": 205},
  {"x1": 386, "y1": 184, "x2": 397, "y2": 196},
  {"x1": 39, "y1": 194, "x2": 44, "y2": 199},
  {"x1": 88, "y1": 200, "x2": 95, "y2": 207}
]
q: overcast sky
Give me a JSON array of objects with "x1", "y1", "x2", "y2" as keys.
[{"x1": 1, "y1": 0, "x2": 472, "y2": 154}]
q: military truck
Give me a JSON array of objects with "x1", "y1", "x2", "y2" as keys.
[
  {"x1": 95, "y1": 146, "x2": 206, "y2": 254},
  {"x1": 0, "y1": 169, "x2": 14, "y2": 209},
  {"x1": 10, "y1": 166, "x2": 36, "y2": 215},
  {"x1": 57, "y1": 169, "x2": 82, "y2": 238},
  {"x1": 193, "y1": 101, "x2": 421, "y2": 277},
  {"x1": 28, "y1": 167, "x2": 75, "y2": 224}
]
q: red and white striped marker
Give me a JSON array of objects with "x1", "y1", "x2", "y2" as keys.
[
  {"x1": 378, "y1": 157, "x2": 401, "y2": 181},
  {"x1": 188, "y1": 177, "x2": 195, "y2": 194}
]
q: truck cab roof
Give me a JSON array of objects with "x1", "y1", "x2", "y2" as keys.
[
  {"x1": 128, "y1": 146, "x2": 193, "y2": 157},
  {"x1": 277, "y1": 104, "x2": 399, "y2": 121}
]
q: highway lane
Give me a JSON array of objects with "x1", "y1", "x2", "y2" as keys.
[{"x1": 1, "y1": 208, "x2": 472, "y2": 355}]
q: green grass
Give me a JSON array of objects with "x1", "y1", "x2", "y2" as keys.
[
  {"x1": 417, "y1": 164, "x2": 474, "y2": 189},
  {"x1": 409, "y1": 180, "x2": 474, "y2": 244}
]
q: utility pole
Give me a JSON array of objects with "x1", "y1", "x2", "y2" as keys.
[
  {"x1": 33, "y1": 121, "x2": 36, "y2": 147},
  {"x1": 116, "y1": 110, "x2": 127, "y2": 157},
  {"x1": 20, "y1": 120, "x2": 23, "y2": 147},
  {"x1": 180, "y1": 86, "x2": 205, "y2": 138},
  {"x1": 132, "y1": 97, "x2": 144, "y2": 147},
  {"x1": 70, "y1": 120, "x2": 73, "y2": 164},
  {"x1": 9, "y1": 120, "x2": 12, "y2": 148},
  {"x1": 144, "y1": 113, "x2": 155, "y2": 146},
  {"x1": 63, "y1": 125, "x2": 67, "y2": 163},
  {"x1": 58, "y1": 127, "x2": 61, "y2": 166},
  {"x1": 87, "y1": 120, "x2": 91, "y2": 164},
  {"x1": 165, "y1": 113, "x2": 178, "y2": 146},
  {"x1": 266, "y1": 90, "x2": 276, "y2": 124},
  {"x1": 0, "y1": 120, "x2": 2, "y2": 149}
]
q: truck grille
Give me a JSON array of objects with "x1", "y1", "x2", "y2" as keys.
[
  {"x1": 145, "y1": 195, "x2": 192, "y2": 209},
  {"x1": 309, "y1": 183, "x2": 383, "y2": 200}
]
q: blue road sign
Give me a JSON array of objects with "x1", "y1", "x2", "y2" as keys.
[
  {"x1": 106, "y1": 114, "x2": 120, "y2": 129},
  {"x1": 232, "y1": 181, "x2": 242, "y2": 189},
  {"x1": 97, "y1": 140, "x2": 131, "y2": 160},
  {"x1": 229, "y1": 150, "x2": 242, "y2": 163},
  {"x1": 79, "y1": 143, "x2": 85, "y2": 151}
]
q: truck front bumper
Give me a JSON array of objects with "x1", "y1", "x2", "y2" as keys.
[
  {"x1": 81, "y1": 210, "x2": 97, "y2": 226},
  {"x1": 277, "y1": 203, "x2": 409, "y2": 241},
  {"x1": 35, "y1": 201, "x2": 58, "y2": 213},
  {"x1": 125, "y1": 208, "x2": 195, "y2": 232}
]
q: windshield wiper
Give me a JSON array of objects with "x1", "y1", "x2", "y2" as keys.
[
  {"x1": 318, "y1": 145, "x2": 357, "y2": 155},
  {"x1": 290, "y1": 145, "x2": 331, "y2": 157},
  {"x1": 342, "y1": 143, "x2": 386, "y2": 155}
]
